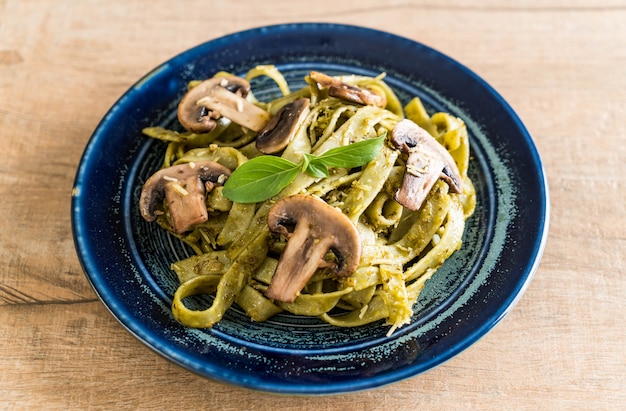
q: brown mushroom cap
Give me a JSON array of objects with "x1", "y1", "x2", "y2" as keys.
[
  {"x1": 255, "y1": 98, "x2": 311, "y2": 154},
  {"x1": 177, "y1": 76, "x2": 259, "y2": 133},
  {"x1": 139, "y1": 161, "x2": 231, "y2": 234},
  {"x1": 264, "y1": 195, "x2": 362, "y2": 303},
  {"x1": 391, "y1": 119, "x2": 463, "y2": 211},
  {"x1": 309, "y1": 71, "x2": 387, "y2": 108}
]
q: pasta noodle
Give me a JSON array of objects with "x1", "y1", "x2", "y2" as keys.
[{"x1": 141, "y1": 66, "x2": 476, "y2": 334}]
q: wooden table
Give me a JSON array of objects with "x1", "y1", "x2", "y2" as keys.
[{"x1": 1, "y1": 0, "x2": 624, "y2": 409}]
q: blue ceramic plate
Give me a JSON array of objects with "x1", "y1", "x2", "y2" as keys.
[{"x1": 72, "y1": 23, "x2": 549, "y2": 394}]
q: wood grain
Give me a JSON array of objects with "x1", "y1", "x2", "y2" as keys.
[{"x1": 1, "y1": 0, "x2": 624, "y2": 409}]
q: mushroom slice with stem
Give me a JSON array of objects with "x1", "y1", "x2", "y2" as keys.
[
  {"x1": 139, "y1": 161, "x2": 231, "y2": 234},
  {"x1": 265, "y1": 194, "x2": 362, "y2": 303},
  {"x1": 391, "y1": 119, "x2": 463, "y2": 211},
  {"x1": 177, "y1": 75, "x2": 271, "y2": 133},
  {"x1": 309, "y1": 70, "x2": 387, "y2": 108},
  {"x1": 255, "y1": 98, "x2": 311, "y2": 154}
]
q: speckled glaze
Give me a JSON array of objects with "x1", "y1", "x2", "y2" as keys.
[{"x1": 71, "y1": 23, "x2": 549, "y2": 395}]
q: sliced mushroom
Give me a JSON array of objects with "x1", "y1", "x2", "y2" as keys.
[
  {"x1": 309, "y1": 70, "x2": 387, "y2": 108},
  {"x1": 264, "y1": 195, "x2": 362, "y2": 303},
  {"x1": 391, "y1": 119, "x2": 463, "y2": 211},
  {"x1": 255, "y1": 98, "x2": 311, "y2": 154},
  {"x1": 139, "y1": 161, "x2": 231, "y2": 234},
  {"x1": 177, "y1": 75, "x2": 271, "y2": 133}
]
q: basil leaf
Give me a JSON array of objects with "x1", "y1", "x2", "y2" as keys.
[
  {"x1": 222, "y1": 134, "x2": 387, "y2": 203},
  {"x1": 312, "y1": 135, "x2": 386, "y2": 170},
  {"x1": 302, "y1": 153, "x2": 329, "y2": 178},
  {"x1": 222, "y1": 156, "x2": 299, "y2": 203},
  {"x1": 300, "y1": 152, "x2": 311, "y2": 173}
]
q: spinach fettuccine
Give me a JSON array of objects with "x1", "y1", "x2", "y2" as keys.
[{"x1": 138, "y1": 66, "x2": 476, "y2": 335}]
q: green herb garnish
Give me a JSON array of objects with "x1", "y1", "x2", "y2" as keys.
[{"x1": 222, "y1": 135, "x2": 386, "y2": 203}]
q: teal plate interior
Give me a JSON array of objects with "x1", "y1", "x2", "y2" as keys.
[{"x1": 72, "y1": 23, "x2": 549, "y2": 394}]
